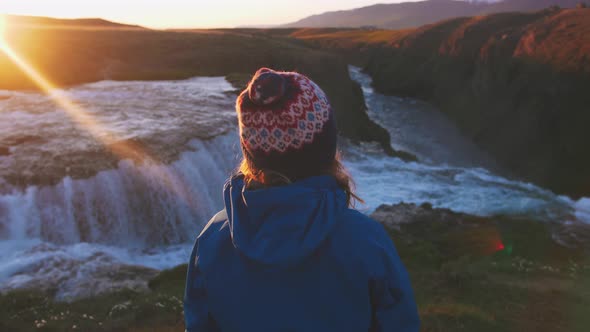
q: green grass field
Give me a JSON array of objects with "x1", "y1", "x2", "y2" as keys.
[{"x1": 3, "y1": 216, "x2": 588, "y2": 332}]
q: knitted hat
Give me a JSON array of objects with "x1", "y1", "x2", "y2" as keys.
[{"x1": 236, "y1": 68, "x2": 337, "y2": 179}]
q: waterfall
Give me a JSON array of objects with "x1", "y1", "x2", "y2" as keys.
[
  {"x1": 1, "y1": 71, "x2": 589, "y2": 299},
  {"x1": 0, "y1": 133, "x2": 240, "y2": 248}
]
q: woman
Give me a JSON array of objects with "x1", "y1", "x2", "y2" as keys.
[{"x1": 184, "y1": 68, "x2": 420, "y2": 332}]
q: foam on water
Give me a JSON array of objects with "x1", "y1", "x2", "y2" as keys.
[
  {"x1": 574, "y1": 198, "x2": 590, "y2": 225},
  {"x1": 343, "y1": 143, "x2": 577, "y2": 222},
  {"x1": 0, "y1": 239, "x2": 193, "y2": 300}
]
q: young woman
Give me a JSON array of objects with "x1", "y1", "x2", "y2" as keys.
[{"x1": 184, "y1": 68, "x2": 420, "y2": 332}]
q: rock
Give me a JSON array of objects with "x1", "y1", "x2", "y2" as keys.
[
  {"x1": 0, "y1": 245, "x2": 160, "y2": 302},
  {"x1": 361, "y1": 10, "x2": 590, "y2": 198},
  {"x1": 371, "y1": 202, "x2": 489, "y2": 230},
  {"x1": 108, "y1": 301, "x2": 133, "y2": 317},
  {"x1": 55, "y1": 264, "x2": 159, "y2": 302},
  {"x1": 370, "y1": 203, "x2": 590, "y2": 258},
  {"x1": 385, "y1": 146, "x2": 418, "y2": 162}
]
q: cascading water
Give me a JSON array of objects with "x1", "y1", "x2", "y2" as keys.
[
  {"x1": 0, "y1": 77, "x2": 241, "y2": 299},
  {"x1": 0, "y1": 135, "x2": 239, "y2": 247},
  {"x1": 0, "y1": 69, "x2": 588, "y2": 300},
  {"x1": 0, "y1": 134, "x2": 240, "y2": 299}
]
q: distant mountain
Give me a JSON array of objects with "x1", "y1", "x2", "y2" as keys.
[
  {"x1": 5, "y1": 15, "x2": 144, "y2": 29},
  {"x1": 284, "y1": 0, "x2": 583, "y2": 28},
  {"x1": 234, "y1": 24, "x2": 278, "y2": 29}
]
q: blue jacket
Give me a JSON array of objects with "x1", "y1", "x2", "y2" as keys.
[{"x1": 184, "y1": 175, "x2": 420, "y2": 332}]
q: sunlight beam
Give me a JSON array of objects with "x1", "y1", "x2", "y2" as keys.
[
  {"x1": 0, "y1": 41, "x2": 196, "y2": 205},
  {"x1": 0, "y1": 43, "x2": 130, "y2": 154}
]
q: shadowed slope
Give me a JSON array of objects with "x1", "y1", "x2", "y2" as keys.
[{"x1": 286, "y1": 8, "x2": 590, "y2": 198}]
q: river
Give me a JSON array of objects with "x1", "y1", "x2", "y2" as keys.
[{"x1": 0, "y1": 67, "x2": 588, "y2": 299}]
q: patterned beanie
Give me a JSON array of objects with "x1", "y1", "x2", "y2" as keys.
[{"x1": 236, "y1": 68, "x2": 337, "y2": 179}]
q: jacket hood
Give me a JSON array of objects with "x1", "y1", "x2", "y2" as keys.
[{"x1": 224, "y1": 174, "x2": 347, "y2": 267}]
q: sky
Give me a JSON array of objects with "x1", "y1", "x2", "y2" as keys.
[{"x1": 0, "y1": 0, "x2": 424, "y2": 29}]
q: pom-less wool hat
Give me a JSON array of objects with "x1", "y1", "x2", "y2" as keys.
[{"x1": 236, "y1": 68, "x2": 337, "y2": 179}]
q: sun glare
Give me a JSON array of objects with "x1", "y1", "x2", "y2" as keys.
[
  {"x1": 0, "y1": 14, "x2": 6, "y2": 44},
  {"x1": 0, "y1": 27, "x2": 195, "y2": 206}
]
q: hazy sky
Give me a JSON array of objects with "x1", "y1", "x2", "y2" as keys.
[{"x1": 0, "y1": 0, "x2": 423, "y2": 29}]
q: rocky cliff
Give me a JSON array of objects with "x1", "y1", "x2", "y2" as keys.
[{"x1": 291, "y1": 8, "x2": 590, "y2": 198}]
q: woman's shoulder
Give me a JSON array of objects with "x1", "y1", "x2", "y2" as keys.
[
  {"x1": 333, "y1": 208, "x2": 395, "y2": 251},
  {"x1": 197, "y1": 209, "x2": 230, "y2": 242}
]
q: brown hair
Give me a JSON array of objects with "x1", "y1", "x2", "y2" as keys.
[{"x1": 238, "y1": 151, "x2": 363, "y2": 207}]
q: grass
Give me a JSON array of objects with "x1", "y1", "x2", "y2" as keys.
[
  {"x1": 289, "y1": 28, "x2": 412, "y2": 49},
  {"x1": 0, "y1": 268, "x2": 187, "y2": 332},
  {"x1": 389, "y1": 220, "x2": 590, "y2": 332},
  {"x1": 2, "y1": 217, "x2": 589, "y2": 332}
]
